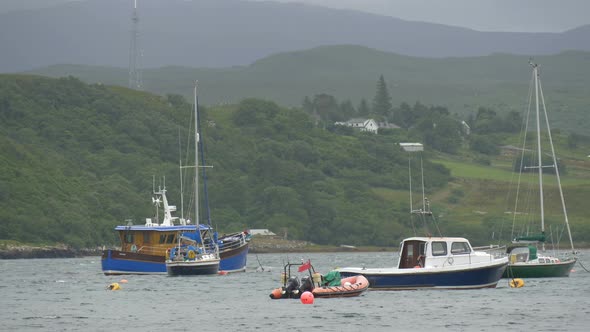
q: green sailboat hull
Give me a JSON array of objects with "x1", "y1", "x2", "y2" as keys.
[{"x1": 503, "y1": 258, "x2": 577, "y2": 278}]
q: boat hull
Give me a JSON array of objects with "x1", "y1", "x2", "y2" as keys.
[
  {"x1": 339, "y1": 261, "x2": 508, "y2": 290},
  {"x1": 503, "y1": 258, "x2": 576, "y2": 278},
  {"x1": 269, "y1": 274, "x2": 369, "y2": 299},
  {"x1": 101, "y1": 241, "x2": 248, "y2": 275},
  {"x1": 312, "y1": 275, "x2": 369, "y2": 298},
  {"x1": 166, "y1": 260, "x2": 219, "y2": 276}
]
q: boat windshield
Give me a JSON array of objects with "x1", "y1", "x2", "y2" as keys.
[
  {"x1": 509, "y1": 247, "x2": 530, "y2": 263},
  {"x1": 431, "y1": 241, "x2": 448, "y2": 256},
  {"x1": 450, "y1": 242, "x2": 471, "y2": 254}
]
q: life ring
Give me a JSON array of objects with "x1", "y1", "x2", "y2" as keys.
[
  {"x1": 447, "y1": 257, "x2": 454, "y2": 265},
  {"x1": 187, "y1": 250, "x2": 196, "y2": 260},
  {"x1": 509, "y1": 278, "x2": 525, "y2": 288}
]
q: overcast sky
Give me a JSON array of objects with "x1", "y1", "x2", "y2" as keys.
[
  {"x1": 252, "y1": 0, "x2": 589, "y2": 32},
  {"x1": 1, "y1": 0, "x2": 587, "y2": 32}
]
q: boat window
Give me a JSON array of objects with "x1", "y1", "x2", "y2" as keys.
[
  {"x1": 406, "y1": 244, "x2": 414, "y2": 259},
  {"x1": 159, "y1": 234, "x2": 166, "y2": 244},
  {"x1": 451, "y1": 242, "x2": 471, "y2": 254},
  {"x1": 143, "y1": 232, "x2": 150, "y2": 244},
  {"x1": 419, "y1": 242, "x2": 426, "y2": 256},
  {"x1": 166, "y1": 234, "x2": 175, "y2": 244},
  {"x1": 125, "y1": 233, "x2": 134, "y2": 244},
  {"x1": 539, "y1": 258, "x2": 545, "y2": 263},
  {"x1": 432, "y1": 242, "x2": 447, "y2": 256}
]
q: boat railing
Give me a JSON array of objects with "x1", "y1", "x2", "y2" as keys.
[
  {"x1": 219, "y1": 234, "x2": 247, "y2": 251},
  {"x1": 134, "y1": 245, "x2": 167, "y2": 256}
]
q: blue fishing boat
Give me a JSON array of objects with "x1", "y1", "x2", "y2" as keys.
[
  {"x1": 100, "y1": 186, "x2": 249, "y2": 275},
  {"x1": 102, "y1": 82, "x2": 249, "y2": 275}
]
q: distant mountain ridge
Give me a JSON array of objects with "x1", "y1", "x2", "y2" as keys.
[{"x1": 1, "y1": 0, "x2": 590, "y2": 72}]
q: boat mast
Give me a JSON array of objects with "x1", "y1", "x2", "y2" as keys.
[
  {"x1": 194, "y1": 81, "x2": 200, "y2": 229},
  {"x1": 532, "y1": 62, "x2": 545, "y2": 239},
  {"x1": 535, "y1": 64, "x2": 576, "y2": 253},
  {"x1": 179, "y1": 129, "x2": 184, "y2": 223}
]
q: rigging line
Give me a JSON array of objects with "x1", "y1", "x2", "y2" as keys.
[
  {"x1": 430, "y1": 212, "x2": 443, "y2": 237},
  {"x1": 538, "y1": 76, "x2": 575, "y2": 253},
  {"x1": 255, "y1": 254, "x2": 265, "y2": 271},
  {"x1": 577, "y1": 260, "x2": 590, "y2": 273},
  {"x1": 500, "y1": 69, "x2": 534, "y2": 245},
  {"x1": 408, "y1": 153, "x2": 417, "y2": 236},
  {"x1": 511, "y1": 69, "x2": 535, "y2": 241},
  {"x1": 197, "y1": 98, "x2": 214, "y2": 230}
]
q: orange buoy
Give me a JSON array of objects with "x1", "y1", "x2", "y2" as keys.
[
  {"x1": 300, "y1": 291, "x2": 314, "y2": 304},
  {"x1": 218, "y1": 271, "x2": 228, "y2": 275},
  {"x1": 270, "y1": 288, "x2": 283, "y2": 299},
  {"x1": 119, "y1": 279, "x2": 128, "y2": 283}
]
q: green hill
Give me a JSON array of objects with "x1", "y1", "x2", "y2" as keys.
[
  {"x1": 1, "y1": 74, "x2": 588, "y2": 249},
  {"x1": 28, "y1": 46, "x2": 590, "y2": 134}
]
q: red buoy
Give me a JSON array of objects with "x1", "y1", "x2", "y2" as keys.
[{"x1": 300, "y1": 291, "x2": 314, "y2": 304}]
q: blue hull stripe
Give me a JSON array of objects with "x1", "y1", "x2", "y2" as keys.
[
  {"x1": 102, "y1": 243, "x2": 249, "y2": 275},
  {"x1": 340, "y1": 263, "x2": 507, "y2": 290}
]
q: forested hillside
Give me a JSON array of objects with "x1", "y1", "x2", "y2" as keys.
[
  {"x1": 0, "y1": 75, "x2": 451, "y2": 248},
  {"x1": 2, "y1": 75, "x2": 589, "y2": 249},
  {"x1": 29, "y1": 46, "x2": 590, "y2": 134}
]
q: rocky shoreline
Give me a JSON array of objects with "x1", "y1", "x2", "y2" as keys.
[
  {"x1": 0, "y1": 237, "x2": 387, "y2": 259},
  {"x1": 0, "y1": 244, "x2": 102, "y2": 259}
]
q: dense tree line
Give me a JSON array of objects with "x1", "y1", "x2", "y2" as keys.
[
  {"x1": 302, "y1": 75, "x2": 464, "y2": 154},
  {"x1": 0, "y1": 75, "x2": 451, "y2": 248}
]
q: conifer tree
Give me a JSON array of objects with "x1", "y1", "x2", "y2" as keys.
[
  {"x1": 372, "y1": 75, "x2": 392, "y2": 119},
  {"x1": 358, "y1": 98, "x2": 370, "y2": 117}
]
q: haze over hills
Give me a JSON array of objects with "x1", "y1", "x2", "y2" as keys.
[
  {"x1": 2, "y1": 0, "x2": 590, "y2": 72},
  {"x1": 29, "y1": 46, "x2": 590, "y2": 135}
]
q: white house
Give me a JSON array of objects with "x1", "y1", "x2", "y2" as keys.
[
  {"x1": 461, "y1": 121, "x2": 471, "y2": 135},
  {"x1": 249, "y1": 229, "x2": 276, "y2": 236},
  {"x1": 334, "y1": 118, "x2": 379, "y2": 134}
]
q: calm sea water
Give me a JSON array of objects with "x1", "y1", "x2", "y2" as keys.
[{"x1": 1, "y1": 251, "x2": 589, "y2": 331}]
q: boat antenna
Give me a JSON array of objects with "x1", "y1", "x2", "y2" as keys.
[{"x1": 400, "y1": 143, "x2": 430, "y2": 234}]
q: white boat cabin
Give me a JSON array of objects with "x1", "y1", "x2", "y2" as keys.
[{"x1": 398, "y1": 237, "x2": 494, "y2": 269}]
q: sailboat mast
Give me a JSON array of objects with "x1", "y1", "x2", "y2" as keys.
[
  {"x1": 532, "y1": 63, "x2": 545, "y2": 235},
  {"x1": 179, "y1": 129, "x2": 184, "y2": 223},
  {"x1": 194, "y1": 82, "x2": 200, "y2": 228}
]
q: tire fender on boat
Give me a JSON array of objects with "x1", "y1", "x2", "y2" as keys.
[{"x1": 509, "y1": 278, "x2": 525, "y2": 288}]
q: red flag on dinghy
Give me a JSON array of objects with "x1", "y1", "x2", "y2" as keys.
[{"x1": 298, "y1": 260, "x2": 311, "y2": 272}]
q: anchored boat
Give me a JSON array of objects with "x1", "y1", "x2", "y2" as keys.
[
  {"x1": 166, "y1": 81, "x2": 220, "y2": 276},
  {"x1": 101, "y1": 82, "x2": 249, "y2": 275},
  {"x1": 338, "y1": 236, "x2": 508, "y2": 290},
  {"x1": 502, "y1": 61, "x2": 577, "y2": 278},
  {"x1": 338, "y1": 143, "x2": 508, "y2": 290},
  {"x1": 269, "y1": 261, "x2": 369, "y2": 299}
]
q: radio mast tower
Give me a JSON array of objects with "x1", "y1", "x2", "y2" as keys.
[{"x1": 128, "y1": 0, "x2": 142, "y2": 89}]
